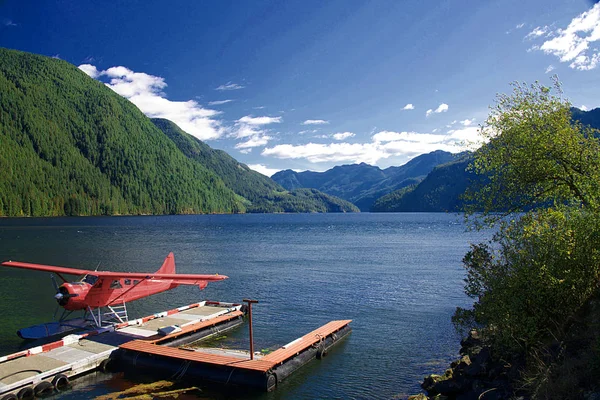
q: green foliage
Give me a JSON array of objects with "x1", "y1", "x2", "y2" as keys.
[
  {"x1": 152, "y1": 118, "x2": 359, "y2": 213},
  {"x1": 455, "y1": 78, "x2": 600, "y2": 369},
  {"x1": 454, "y1": 208, "x2": 600, "y2": 352},
  {"x1": 0, "y1": 48, "x2": 244, "y2": 216},
  {"x1": 464, "y1": 79, "x2": 600, "y2": 223}
]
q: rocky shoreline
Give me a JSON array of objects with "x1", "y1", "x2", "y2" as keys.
[{"x1": 408, "y1": 330, "x2": 525, "y2": 400}]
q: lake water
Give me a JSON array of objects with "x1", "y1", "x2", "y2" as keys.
[{"x1": 0, "y1": 213, "x2": 490, "y2": 399}]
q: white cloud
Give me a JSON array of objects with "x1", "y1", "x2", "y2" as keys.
[
  {"x1": 436, "y1": 103, "x2": 449, "y2": 113},
  {"x1": 262, "y1": 127, "x2": 482, "y2": 165},
  {"x1": 580, "y1": 105, "x2": 589, "y2": 111},
  {"x1": 507, "y1": 22, "x2": 526, "y2": 34},
  {"x1": 332, "y1": 132, "x2": 355, "y2": 141},
  {"x1": 528, "y1": 3, "x2": 600, "y2": 70},
  {"x1": 237, "y1": 116, "x2": 281, "y2": 126},
  {"x1": 445, "y1": 126, "x2": 482, "y2": 143},
  {"x1": 216, "y1": 82, "x2": 245, "y2": 91},
  {"x1": 460, "y1": 118, "x2": 474, "y2": 126},
  {"x1": 3, "y1": 19, "x2": 17, "y2": 27},
  {"x1": 545, "y1": 65, "x2": 556, "y2": 74},
  {"x1": 231, "y1": 115, "x2": 281, "y2": 149},
  {"x1": 208, "y1": 99, "x2": 233, "y2": 106},
  {"x1": 426, "y1": 103, "x2": 449, "y2": 117},
  {"x1": 235, "y1": 135, "x2": 273, "y2": 149},
  {"x1": 78, "y1": 64, "x2": 224, "y2": 140},
  {"x1": 247, "y1": 164, "x2": 280, "y2": 177},
  {"x1": 302, "y1": 119, "x2": 329, "y2": 125},
  {"x1": 263, "y1": 142, "x2": 383, "y2": 164},
  {"x1": 402, "y1": 103, "x2": 415, "y2": 110},
  {"x1": 526, "y1": 26, "x2": 550, "y2": 39},
  {"x1": 79, "y1": 64, "x2": 100, "y2": 78}
]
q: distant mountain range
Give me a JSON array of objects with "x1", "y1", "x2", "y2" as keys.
[
  {"x1": 571, "y1": 107, "x2": 600, "y2": 128},
  {"x1": 274, "y1": 108, "x2": 600, "y2": 213},
  {"x1": 152, "y1": 118, "x2": 359, "y2": 213},
  {"x1": 371, "y1": 154, "x2": 475, "y2": 212},
  {"x1": 0, "y1": 48, "x2": 358, "y2": 216},
  {"x1": 272, "y1": 150, "x2": 460, "y2": 211}
]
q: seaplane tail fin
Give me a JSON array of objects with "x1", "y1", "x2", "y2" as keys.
[{"x1": 156, "y1": 252, "x2": 176, "y2": 274}]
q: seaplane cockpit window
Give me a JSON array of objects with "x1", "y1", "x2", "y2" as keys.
[
  {"x1": 110, "y1": 279, "x2": 123, "y2": 289},
  {"x1": 82, "y1": 274, "x2": 99, "y2": 285},
  {"x1": 124, "y1": 279, "x2": 131, "y2": 285}
]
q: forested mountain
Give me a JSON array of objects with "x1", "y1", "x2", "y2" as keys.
[
  {"x1": 371, "y1": 154, "x2": 476, "y2": 212},
  {"x1": 272, "y1": 150, "x2": 458, "y2": 211},
  {"x1": 373, "y1": 107, "x2": 600, "y2": 212},
  {"x1": 0, "y1": 48, "x2": 357, "y2": 216},
  {"x1": 571, "y1": 107, "x2": 600, "y2": 128},
  {"x1": 152, "y1": 118, "x2": 359, "y2": 213},
  {"x1": 0, "y1": 48, "x2": 246, "y2": 216}
]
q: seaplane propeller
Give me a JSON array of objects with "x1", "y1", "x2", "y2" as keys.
[{"x1": 50, "y1": 274, "x2": 78, "y2": 309}]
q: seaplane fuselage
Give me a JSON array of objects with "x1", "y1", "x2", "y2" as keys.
[{"x1": 1, "y1": 252, "x2": 225, "y2": 311}]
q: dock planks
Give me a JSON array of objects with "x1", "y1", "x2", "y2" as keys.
[
  {"x1": 119, "y1": 319, "x2": 352, "y2": 373},
  {"x1": 262, "y1": 319, "x2": 352, "y2": 365}
]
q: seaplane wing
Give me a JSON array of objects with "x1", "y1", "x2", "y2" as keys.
[
  {"x1": 1, "y1": 261, "x2": 91, "y2": 276},
  {"x1": 0, "y1": 262, "x2": 227, "y2": 282},
  {"x1": 89, "y1": 272, "x2": 228, "y2": 282}
]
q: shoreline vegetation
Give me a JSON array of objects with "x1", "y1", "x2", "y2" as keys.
[{"x1": 410, "y1": 79, "x2": 600, "y2": 399}]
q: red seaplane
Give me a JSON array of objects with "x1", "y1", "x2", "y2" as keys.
[{"x1": 0, "y1": 253, "x2": 227, "y2": 339}]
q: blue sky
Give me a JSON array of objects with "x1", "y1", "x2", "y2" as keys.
[{"x1": 1, "y1": 0, "x2": 600, "y2": 176}]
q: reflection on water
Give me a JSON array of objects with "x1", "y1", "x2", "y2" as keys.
[{"x1": 0, "y1": 213, "x2": 490, "y2": 399}]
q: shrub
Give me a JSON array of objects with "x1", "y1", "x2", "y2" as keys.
[{"x1": 454, "y1": 208, "x2": 600, "y2": 354}]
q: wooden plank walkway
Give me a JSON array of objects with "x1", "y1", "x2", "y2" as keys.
[
  {"x1": 119, "y1": 319, "x2": 352, "y2": 373},
  {"x1": 121, "y1": 340, "x2": 274, "y2": 372},
  {"x1": 262, "y1": 319, "x2": 352, "y2": 365}
]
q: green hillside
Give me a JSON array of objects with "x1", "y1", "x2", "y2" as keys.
[
  {"x1": 0, "y1": 48, "x2": 244, "y2": 216},
  {"x1": 371, "y1": 155, "x2": 476, "y2": 212},
  {"x1": 152, "y1": 118, "x2": 359, "y2": 213}
]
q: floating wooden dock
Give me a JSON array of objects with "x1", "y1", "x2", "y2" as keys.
[
  {"x1": 118, "y1": 319, "x2": 352, "y2": 391},
  {"x1": 0, "y1": 301, "x2": 242, "y2": 400},
  {"x1": 0, "y1": 302, "x2": 351, "y2": 398}
]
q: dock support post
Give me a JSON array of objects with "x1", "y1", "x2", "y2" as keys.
[{"x1": 243, "y1": 299, "x2": 258, "y2": 360}]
